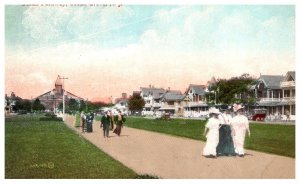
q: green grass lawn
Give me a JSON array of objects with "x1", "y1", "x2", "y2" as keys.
[
  {"x1": 124, "y1": 117, "x2": 295, "y2": 158},
  {"x1": 5, "y1": 114, "x2": 139, "y2": 179}
]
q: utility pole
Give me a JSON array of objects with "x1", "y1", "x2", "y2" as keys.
[
  {"x1": 59, "y1": 76, "x2": 68, "y2": 121},
  {"x1": 86, "y1": 98, "x2": 88, "y2": 112}
]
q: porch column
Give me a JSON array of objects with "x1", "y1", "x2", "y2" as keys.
[{"x1": 271, "y1": 91, "x2": 273, "y2": 101}]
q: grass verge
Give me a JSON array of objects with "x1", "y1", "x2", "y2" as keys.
[
  {"x1": 124, "y1": 117, "x2": 295, "y2": 158},
  {"x1": 5, "y1": 114, "x2": 138, "y2": 178}
]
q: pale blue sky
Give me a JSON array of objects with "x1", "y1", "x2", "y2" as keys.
[
  {"x1": 6, "y1": 5, "x2": 295, "y2": 52},
  {"x1": 5, "y1": 5, "x2": 296, "y2": 99}
]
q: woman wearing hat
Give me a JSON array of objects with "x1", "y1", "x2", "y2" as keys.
[
  {"x1": 202, "y1": 107, "x2": 221, "y2": 158},
  {"x1": 231, "y1": 104, "x2": 251, "y2": 157}
]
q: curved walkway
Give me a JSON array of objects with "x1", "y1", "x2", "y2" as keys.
[{"x1": 64, "y1": 115, "x2": 294, "y2": 179}]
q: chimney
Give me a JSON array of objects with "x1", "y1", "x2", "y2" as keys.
[{"x1": 122, "y1": 93, "x2": 127, "y2": 99}]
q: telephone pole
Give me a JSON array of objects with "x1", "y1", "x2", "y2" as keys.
[{"x1": 59, "y1": 76, "x2": 68, "y2": 121}]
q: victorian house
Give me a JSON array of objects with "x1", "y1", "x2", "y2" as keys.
[
  {"x1": 280, "y1": 71, "x2": 295, "y2": 116},
  {"x1": 35, "y1": 75, "x2": 84, "y2": 111},
  {"x1": 140, "y1": 85, "x2": 166, "y2": 112},
  {"x1": 113, "y1": 93, "x2": 129, "y2": 114},
  {"x1": 159, "y1": 90, "x2": 186, "y2": 116},
  {"x1": 184, "y1": 84, "x2": 208, "y2": 112},
  {"x1": 251, "y1": 71, "x2": 295, "y2": 117}
]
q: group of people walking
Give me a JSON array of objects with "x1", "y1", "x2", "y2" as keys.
[
  {"x1": 100, "y1": 110, "x2": 125, "y2": 138},
  {"x1": 80, "y1": 110, "x2": 126, "y2": 138},
  {"x1": 203, "y1": 104, "x2": 251, "y2": 158}
]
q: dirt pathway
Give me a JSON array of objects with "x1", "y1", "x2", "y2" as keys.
[{"x1": 64, "y1": 115, "x2": 295, "y2": 179}]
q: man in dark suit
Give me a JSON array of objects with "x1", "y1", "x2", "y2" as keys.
[{"x1": 100, "y1": 111, "x2": 111, "y2": 138}]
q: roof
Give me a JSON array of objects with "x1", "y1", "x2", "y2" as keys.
[
  {"x1": 186, "y1": 84, "x2": 206, "y2": 95},
  {"x1": 162, "y1": 92, "x2": 185, "y2": 101},
  {"x1": 259, "y1": 75, "x2": 284, "y2": 89},
  {"x1": 284, "y1": 71, "x2": 295, "y2": 81},
  {"x1": 140, "y1": 87, "x2": 166, "y2": 99},
  {"x1": 55, "y1": 75, "x2": 63, "y2": 86},
  {"x1": 115, "y1": 98, "x2": 128, "y2": 104}
]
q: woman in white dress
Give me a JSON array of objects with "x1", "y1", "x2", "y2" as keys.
[
  {"x1": 203, "y1": 107, "x2": 221, "y2": 158},
  {"x1": 231, "y1": 104, "x2": 251, "y2": 157}
]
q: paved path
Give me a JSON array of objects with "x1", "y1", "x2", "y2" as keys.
[{"x1": 64, "y1": 115, "x2": 295, "y2": 179}]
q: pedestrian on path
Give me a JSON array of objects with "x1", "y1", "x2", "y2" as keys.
[
  {"x1": 216, "y1": 106, "x2": 236, "y2": 156},
  {"x1": 80, "y1": 111, "x2": 86, "y2": 133},
  {"x1": 113, "y1": 110, "x2": 125, "y2": 136},
  {"x1": 100, "y1": 111, "x2": 111, "y2": 138},
  {"x1": 202, "y1": 107, "x2": 221, "y2": 158},
  {"x1": 109, "y1": 111, "x2": 115, "y2": 131},
  {"x1": 231, "y1": 104, "x2": 251, "y2": 157}
]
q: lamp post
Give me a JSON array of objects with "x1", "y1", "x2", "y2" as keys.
[{"x1": 59, "y1": 76, "x2": 68, "y2": 121}]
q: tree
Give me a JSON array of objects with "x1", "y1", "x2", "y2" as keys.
[
  {"x1": 14, "y1": 98, "x2": 31, "y2": 112},
  {"x1": 128, "y1": 94, "x2": 145, "y2": 113},
  {"x1": 32, "y1": 98, "x2": 45, "y2": 111},
  {"x1": 68, "y1": 98, "x2": 79, "y2": 112},
  {"x1": 205, "y1": 73, "x2": 256, "y2": 105}
]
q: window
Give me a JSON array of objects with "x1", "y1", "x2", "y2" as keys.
[{"x1": 169, "y1": 101, "x2": 174, "y2": 105}]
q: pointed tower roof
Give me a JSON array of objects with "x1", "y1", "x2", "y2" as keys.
[{"x1": 55, "y1": 75, "x2": 63, "y2": 86}]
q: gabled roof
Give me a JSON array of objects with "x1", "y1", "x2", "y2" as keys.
[
  {"x1": 167, "y1": 90, "x2": 182, "y2": 94},
  {"x1": 65, "y1": 91, "x2": 84, "y2": 101},
  {"x1": 259, "y1": 75, "x2": 284, "y2": 89},
  {"x1": 284, "y1": 71, "x2": 295, "y2": 82},
  {"x1": 186, "y1": 84, "x2": 206, "y2": 95},
  {"x1": 140, "y1": 87, "x2": 166, "y2": 99},
  {"x1": 35, "y1": 89, "x2": 84, "y2": 101}
]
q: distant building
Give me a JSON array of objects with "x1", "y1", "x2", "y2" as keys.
[
  {"x1": 184, "y1": 84, "x2": 208, "y2": 112},
  {"x1": 250, "y1": 71, "x2": 295, "y2": 117},
  {"x1": 35, "y1": 75, "x2": 84, "y2": 111},
  {"x1": 5, "y1": 92, "x2": 17, "y2": 113},
  {"x1": 160, "y1": 90, "x2": 185, "y2": 116},
  {"x1": 140, "y1": 85, "x2": 166, "y2": 112},
  {"x1": 113, "y1": 93, "x2": 129, "y2": 114}
]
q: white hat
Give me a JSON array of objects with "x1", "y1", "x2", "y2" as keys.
[
  {"x1": 233, "y1": 104, "x2": 244, "y2": 112},
  {"x1": 208, "y1": 107, "x2": 220, "y2": 115}
]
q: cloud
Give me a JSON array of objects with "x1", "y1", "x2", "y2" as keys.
[
  {"x1": 139, "y1": 5, "x2": 294, "y2": 53},
  {"x1": 6, "y1": 5, "x2": 295, "y2": 99},
  {"x1": 21, "y1": 6, "x2": 135, "y2": 44}
]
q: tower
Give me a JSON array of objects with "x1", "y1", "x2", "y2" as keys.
[{"x1": 55, "y1": 75, "x2": 63, "y2": 95}]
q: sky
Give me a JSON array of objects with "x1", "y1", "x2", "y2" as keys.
[{"x1": 4, "y1": 4, "x2": 295, "y2": 101}]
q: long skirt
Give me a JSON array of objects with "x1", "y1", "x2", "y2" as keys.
[
  {"x1": 216, "y1": 125, "x2": 236, "y2": 156},
  {"x1": 110, "y1": 121, "x2": 114, "y2": 130},
  {"x1": 113, "y1": 124, "x2": 122, "y2": 136},
  {"x1": 233, "y1": 129, "x2": 246, "y2": 155},
  {"x1": 203, "y1": 129, "x2": 219, "y2": 156}
]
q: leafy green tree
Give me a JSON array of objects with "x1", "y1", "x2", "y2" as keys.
[
  {"x1": 68, "y1": 98, "x2": 79, "y2": 112},
  {"x1": 206, "y1": 73, "x2": 256, "y2": 105},
  {"x1": 14, "y1": 98, "x2": 31, "y2": 111},
  {"x1": 128, "y1": 94, "x2": 145, "y2": 113},
  {"x1": 32, "y1": 98, "x2": 45, "y2": 111}
]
